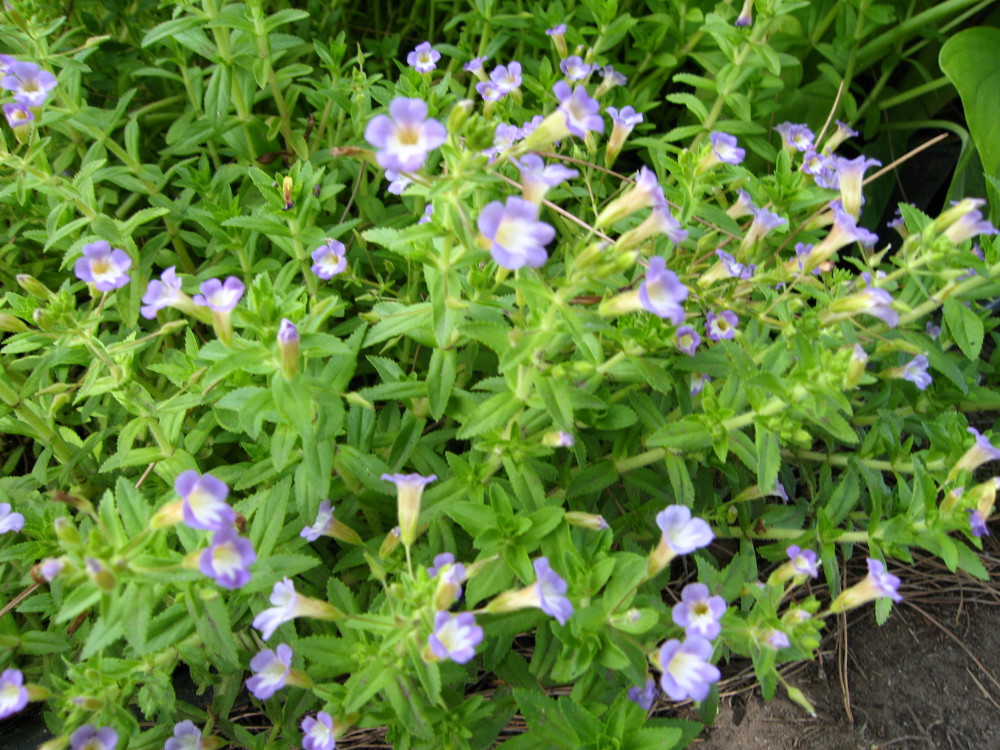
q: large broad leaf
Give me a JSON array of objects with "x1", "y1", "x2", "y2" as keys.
[{"x1": 940, "y1": 28, "x2": 1000, "y2": 210}]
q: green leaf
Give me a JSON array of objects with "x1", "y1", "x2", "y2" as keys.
[
  {"x1": 942, "y1": 297, "x2": 984, "y2": 360},
  {"x1": 623, "y1": 727, "x2": 684, "y2": 750},
  {"x1": 755, "y1": 427, "x2": 781, "y2": 495},
  {"x1": 426, "y1": 348, "x2": 457, "y2": 420},
  {"x1": 940, "y1": 28, "x2": 1000, "y2": 193},
  {"x1": 455, "y1": 392, "x2": 522, "y2": 439}
]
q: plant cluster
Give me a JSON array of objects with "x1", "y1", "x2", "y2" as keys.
[{"x1": 1, "y1": 1, "x2": 999, "y2": 748}]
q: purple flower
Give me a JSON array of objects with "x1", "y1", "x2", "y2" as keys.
[
  {"x1": 824, "y1": 120, "x2": 858, "y2": 152},
  {"x1": 546, "y1": 24, "x2": 568, "y2": 36},
  {"x1": 478, "y1": 196, "x2": 556, "y2": 270},
  {"x1": 278, "y1": 318, "x2": 299, "y2": 346},
  {"x1": 952, "y1": 427, "x2": 1000, "y2": 477},
  {"x1": 860, "y1": 288, "x2": 898, "y2": 327},
  {"x1": 715, "y1": 249, "x2": 755, "y2": 279},
  {"x1": 484, "y1": 122, "x2": 524, "y2": 159},
  {"x1": 676, "y1": 326, "x2": 701, "y2": 356},
  {"x1": 638, "y1": 257, "x2": 688, "y2": 324},
  {"x1": 690, "y1": 373, "x2": 710, "y2": 396},
  {"x1": 364, "y1": 98, "x2": 447, "y2": 173},
  {"x1": 801, "y1": 150, "x2": 829, "y2": 177},
  {"x1": 39, "y1": 557, "x2": 64, "y2": 581},
  {"x1": 903, "y1": 354, "x2": 932, "y2": 390},
  {"x1": 532, "y1": 557, "x2": 574, "y2": 624},
  {"x1": 672, "y1": 583, "x2": 726, "y2": 639},
  {"x1": 490, "y1": 62, "x2": 522, "y2": 92},
  {"x1": 199, "y1": 527, "x2": 256, "y2": 589},
  {"x1": 727, "y1": 189, "x2": 756, "y2": 219},
  {"x1": 0, "y1": 55, "x2": 16, "y2": 75},
  {"x1": 427, "y1": 552, "x2": 455, "y2": 578},
  {"x1": 655, "y1": 505, "x2": 714, "y2": 556},
  {"x1": 554, "y1": 81, "x2": 604, "y2": 137},
  {"x1": 164, "y1": 720, "x2": 205, "y2": 750},
  {"x1": 627, "y1": 678, "x2": 659, "y2": 711},
  {"x1": 657, "y1": 636, "x2": 720, "y2": 701},
  {"x1": 246, "y1": 644, "x2": 293, "y2": 700},
  {"x1": 775, "y1": 121, "x2": 814, "y2": 152},
  {"x1": 464, "y1": 56, "x2": 487, "y2": 73},
  {"x1": 865, "y1": 558, "x2": 902, "y2": 602},
  {"x1": 706, "y1": 310, "x2": 738, "y2": 341},
  {"x1": 301, "y1": 712, "x2": 337, "y2": 750},
  {"x1": 925, "y1": 321, "x2": 941, "y2": 339},
  {"x1": 0, "y1": 669, "x2": 28, "y2": 719},
  {"x1": 476, "y1": 80, "x2": 507, "y2": 102},
  {"x1": 385, "y1": 170, "x2": 411, "y2": 194},
  {"x1": 831, "y1": 155, "x2": 881, "y2": 218},
  {"x1": 140, "y1": 266, "x2": 183, "y2": 319},
  {"x1": 794, "y1": 243, "x2": 821, "y2": 275},
  {"x1": 253, "y1": 577, "x2": 330, "y2": 641},
  {"x1": 74, "y1": 241, "x2": 131, "y2": 291},
  {"x1": 0, "y1": 503, "x2": 25, "y2": 535},
  {"x1": 944, "y1": 202, "x2": 998, "y2": 245},
  {"x1": 419, "y1": 204, "x2": 434, "y2": 225},
  {"x1": 560, "y1": 56, "x2": 592, "y2": 80},
  {"x1": 69, "y1": 726, "x2": 118, "y2": 750},
  {"x1": 1, "y1": 61, "x2": 57, "y2": 106},
  {"x1": 735, "y1": 0, "x2": 754, "y2": 26},
  {"x1": 193, "y1": 276, "x2": 244, "y2": 312},
  {"x1": 744, "y1": 207, "x2": 787, "y2": 247},
  {"x1": 301, "y1": 499, "x2": 335, "y2": 542},
  {"x1": 969, "y1": 509, "x2": 990, "y2": 538},
  {"x1": 406, "y1": 42, "x2": 440, "y2": 73},
  {"x1": 764, "y1": 629, "x2": 790, "y2": 649},
  {"x1": 382, "y1": 472, "x2": 437, "y2": 547},
  {"x1": 597, "y1": 166, "x2": 663, "y2": 227},
  {"x1": 515, "y1": 153, "x2": 577, "y2": 203},
  {"x1": 3, "y1": 102, "x2": 33, "y2": 128},
  {"x1": 175, "y1": 470, "x2": 235, "y2": 531},
  {"x1": 606, "y1": 105, "x2": 643, "y2": 135},
  {"x1": 427, "y1": 611, "x2": 483, "y2": 664},
  {"x1": 709, "y1": 131, "x2": 745, "y2": 164},
  {"x1": 311, "y1": 239, "x2": 347, "y2": 279},
  {"x1": 798, "y1": 201, "x2": 878, "y2": 273},
  {"x1": 786, "y1": 545, "x2": 820, "y2": 578},
  {"x1": 595, "y1": 65, "x2": 627, "y2": 96}
]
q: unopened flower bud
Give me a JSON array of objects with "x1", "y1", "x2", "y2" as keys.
[
  {"x1": 277, "y1": 318, "x2": 300, "y2": 379},
  {"x1": 281, "y1": 176, "x2": 294, "y2": 211},
  {"x1": 16, "y1": 274, "x2": 53, "y2": 301},
  {"x1": 0, "y1": 313, "x2": 27, "y2": 332},
  {"x1": 565, "y1": 511, "x2": 609, "y2": 531}
]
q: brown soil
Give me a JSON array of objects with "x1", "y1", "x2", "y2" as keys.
[{"x1": 701, "y1": 600, "x2": 1000, "y2": 750}]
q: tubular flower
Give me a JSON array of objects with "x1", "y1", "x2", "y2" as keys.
[
  {"x1": 774, "y1": 122, "x2": 815, "y2": 152},
  {"x1": 968, "y1": 509, "x2": 989, "y2": 538},
  {"x1": 311, "y1": 239, "x2": 347, "y2": 279},
  {"x1": 716, "y1": 249, "x2": 755, "y2": 280},
  {"x1": 476, "y1": 80, "x2": 507, "y2": 102},
  {"x1": 69, "y1": 726, "x2": 119, "y2": 750},
  {"x1": 0, "y1": 503, "x2": 25, "y2": 535},
  {"x1": 726, "y1": 189, "x2": 756, "y2": 219},
  {"x1": 175, "y1": 470, "x2": 235, "y2": 532},
  {"x1": 676, "y1": 325, "x2": 701, "y2": 356},
  {"x1": 463, "y1": 56, "x2": 488, "y2": 80},
  {"x1": 514, "y1": 153, "x2": 577, "y2": 204},
  {"x1": 627, "y1": 678, "x2": 659, "y2": 711},
  {"x1": 426, "y1": 611, "x2": 483, "y2": 664},
  {"x1": 735, "y1": 0, "x2": 755, "y2": 26},
  {"x1": 301, "y1": 712, "x2": 337, "y2": 750},
  {"x1": 199, "y1": 527, "x2": 256, "y2": 590},
  {"x1": 823, "y1": 120, "x2": 858, "y2": 153},
  {"x1": 942, "y1": 201, "x2": 998, "y2": 245},
  {"x1": 697, "y1": 131, "x2": 745, "y2": 173},
  {"x1": 140, "y1": 267, "x2": 193, "y2": 319},
  {"x1": 559, "y1": 56, "x2": 592, "y2": 81},
  {"x1": 252, "y1": 577, "x2": 341, "y2": 641},
  {"x1": 830, "y1": 558, "x2": 902, "y2": 612},
  {"x1": 364, "y1": 98, "x2": 447, "y2": 172},
  {"x1": 246, "y1": 644, "x2": 293, "y2": 700},
  {"x1": 596, "y1": 166, "x2": 662, "y2": 228},
  {"x1": 3, "y1": 102, "x2": 33, "y2": 129},
  {"x1": 194, "y1": 277, "x2": 245, "y2": 346},
  {"x1": 406, "y1": 42, "x2": 440, "y2": 73},
  {"x1": 671, "y1": 583, "x2": 726, "y2": 640},
  {"x1": 657, "y1": 636, "x2": 720, "y2": 701},
  {"x1": 949, "y1": 427, "x2": 1000, "y2": 479},
  {"x1": 517, "y1": 82, "x2": 603, "y2": 153},
  {"x1": 485, "y1": 557, "x2": 574, "y2": 625},
  {"x1": 648, "y1": 505, "x2": 714, "y2": 577},
  {"x1": 39, "y1": 557, "x2": 64, "y2": 581},
  {"x1": 74, "y1": 241, "x2": 131, "y2": 292},
  {"x1": 0, "y1": 669, "x2": 28, "y2": 719},
  {"x1": 796, "y1": 201, "x2": 878, "y2": 272},
  {"x1": 1, "y1": 61, "x2": 57, "y2": 106},
  {"x1": 638, "y1": 257, "x2": 688, "y2": 324},
  {"x1": 594, "y1": 65, "x2": 627, "y2": 97},
  {"x1": 831, "y1": 155, "x2": 881, "y2": 218},
  {"x1": 902, "y1": 354, "x2": 932, "y2": 390},
  {"x1": 164, "y1": 720, "x2": 205, "y2": 750},
  {"x1": 763, "y1": 629, "x2": 790, "y2": 649},
  {"x1": 545, "y1": 24, "x2": 569, "y2": 58},
  {"x1": 478, "y1": 196, "x2": 556, "y2": 270},
  {"x1": 615, "y1": 197, "x2": 688, "y2": 251},
  {"x1": 381, "y1": 472, "x2": 437, "y2": 547},
  {"x1": 277, "y1": 318, "x2": 299, "y2": 379},
  {"x1": 604, "y1": 105, "x2": 643, "y2": 165},
  {"x1": 706, "y1": 310, "x2": 738, "y2": 341},
  {"x1": 741, "y1": 207, "x2": 787, "y2": 250},
  {"x1": 490, "y1": 62, "x2": 522, "y2": 93},
  {"x1": 769, "y1": 545, "x2": 821, "y2": 585}
]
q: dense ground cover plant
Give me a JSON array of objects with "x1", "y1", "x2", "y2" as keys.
[{"x1": 1, "y1": 0, "x2": 999, "y2": 747}]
